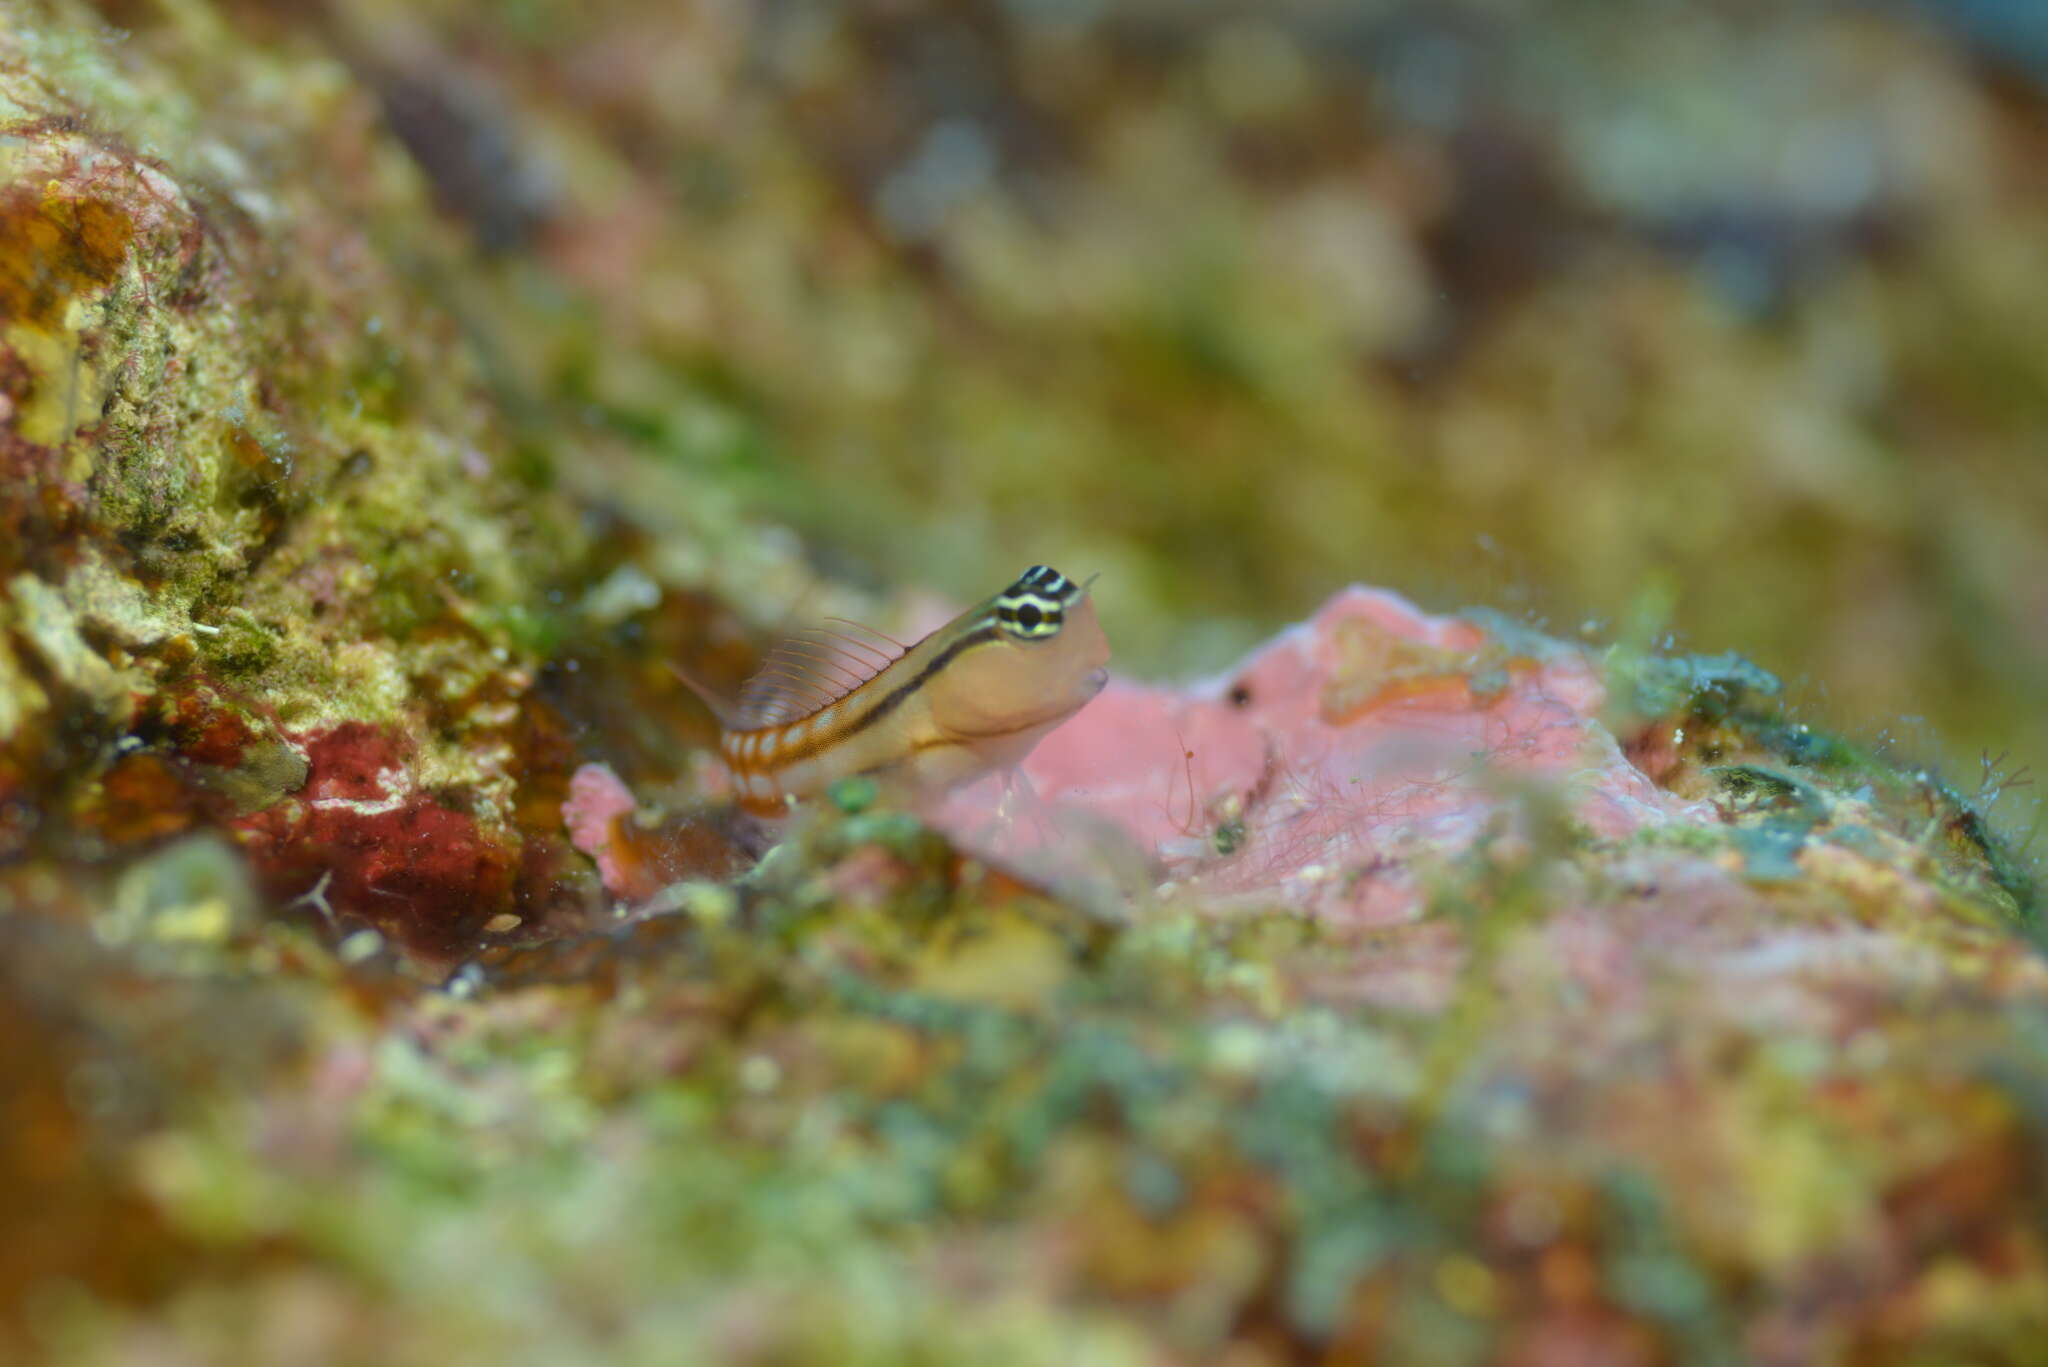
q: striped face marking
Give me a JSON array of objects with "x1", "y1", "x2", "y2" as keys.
[{"x1": 994, "y1": 564, "x2": 1081, "y2": 641}]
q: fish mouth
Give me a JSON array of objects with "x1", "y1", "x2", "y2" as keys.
[{"x1": 1081, "y1": 667, "x2": 1110, "y2": 697}]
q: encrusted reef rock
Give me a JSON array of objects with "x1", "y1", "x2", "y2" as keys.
[
  {"x1": 2, "y1": 3, "x2": 2046, "y2": 1366},
  {"x1": 560, "y1": 583, "x2": 2045, "y2": 1363},
  {"x1": 0, "y1": 0, "x2": 620, "y2": 949}
]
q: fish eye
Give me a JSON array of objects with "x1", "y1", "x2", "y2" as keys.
[{"x1": 995, "y1": 589, "x2": 1064, "y2": 639}]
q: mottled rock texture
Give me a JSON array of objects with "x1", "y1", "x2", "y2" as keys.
[
  {"x1": 2, "y1": 2, "x2": 2046, "y2": 1365},
  {"x1": 1, "y1": 0, "x2": 582, "y2": 932}
]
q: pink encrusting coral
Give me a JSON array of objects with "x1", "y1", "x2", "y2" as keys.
[{"x1": 932, "y1": 586, "x2": 1705, "y2": 922}]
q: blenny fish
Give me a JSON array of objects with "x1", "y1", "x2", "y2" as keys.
[{"x1": 682, "y1": 566, "x2": 1110, "y2": 815}]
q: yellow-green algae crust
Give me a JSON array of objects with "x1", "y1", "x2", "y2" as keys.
[{"x1": 0, "y1": 0, "x2": 583, "y2": 798}]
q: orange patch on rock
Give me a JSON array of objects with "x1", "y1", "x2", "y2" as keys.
[
  {"x1": 0, "y1": 188, "x2": 134, "y2": 329},
  {"x1": 80, "y1": 752, "x2": 198, "y2": 846}
]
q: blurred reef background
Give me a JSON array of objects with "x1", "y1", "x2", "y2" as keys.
[{"x1": 3, "y1": 0, "x2": 2048, "y2": 1362}]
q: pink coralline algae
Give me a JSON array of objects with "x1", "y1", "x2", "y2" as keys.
[
  {"x1": 931, "y1": 586, "x2": 1703, "y2": 920},
  {"x1": 569, "y1": 584, "x2": 1715, "y2": 923},
  {"x1": 564, "y1": 760, "x2": 747, "y2": 901},
  {"x1": 564, "y1": 762, "x2": 644, "y2": 898}
]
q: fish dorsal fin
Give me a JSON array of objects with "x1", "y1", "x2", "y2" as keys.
[
  {"x1": 735, "y1": 619, "x2": 907, "y2": 729},
  {"x1": 670, "y1": 662, "x2": 741, "y2": 730}
]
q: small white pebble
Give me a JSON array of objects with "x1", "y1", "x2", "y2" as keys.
[
  {"x1": 740, "y1": 1054, "x2": 781, "y2": 1093},
  {"x1": 336, "y1": 929, "x2": 383, "y2": 964}
]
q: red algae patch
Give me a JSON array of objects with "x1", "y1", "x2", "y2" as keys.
[
  {"x1": 934, "y1": 586, "x2": 1700, "y2": 922},
  {"x1": 232, "y1": 723, "x2": 515, "y2": 959}
]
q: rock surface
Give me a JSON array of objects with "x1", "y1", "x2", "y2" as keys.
[{"x1": 937, "y1": 587, "x2": 1695, "y2": 915}]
